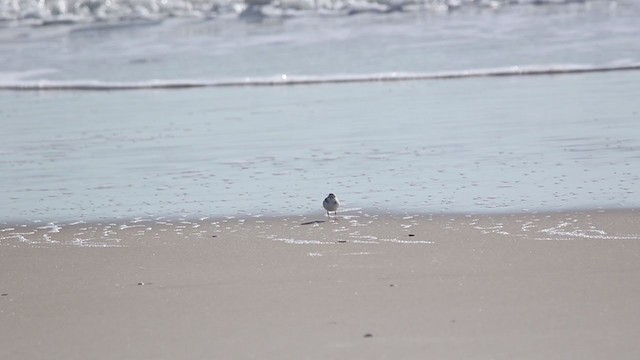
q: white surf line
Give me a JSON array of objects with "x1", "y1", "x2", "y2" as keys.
[
  {"x1": 537, "y1": 223, "x2": 640, "y2": 241},
  {"x1": 2, "y1": 63, "x2": 639, "y2": 91},
  {"x1": 271, "y1": 238, "x2": 328, "y2": 245}
]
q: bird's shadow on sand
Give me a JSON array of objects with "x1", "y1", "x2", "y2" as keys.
[{"x1": 300, "y1": 220, "x2": 327, "y2": 226}]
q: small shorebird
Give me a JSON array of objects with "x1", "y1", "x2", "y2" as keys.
[{"x1": 323, "y1": 193, "x2": 340, "y2": 219}]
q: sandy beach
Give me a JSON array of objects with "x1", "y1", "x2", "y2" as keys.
[{"x1": 1, "y1": 209, "x2": 639, "y2": 359}]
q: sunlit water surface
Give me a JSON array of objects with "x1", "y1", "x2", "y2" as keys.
[{"x1": 1, "y1": 1, "x2": 639, "y2": 222}]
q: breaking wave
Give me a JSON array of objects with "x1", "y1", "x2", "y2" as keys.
[
  {"x1": 1, "y1": 62, "x2": 639, "y2": 91},
  {"x1": 0, "y1": 0, "x2": 619, "y2": 26}
]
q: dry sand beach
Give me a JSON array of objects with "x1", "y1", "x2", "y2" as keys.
[{"x1": 2, "y1": 209, "x2": 639, "y2": 359}]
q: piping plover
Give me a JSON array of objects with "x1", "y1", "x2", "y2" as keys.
[{"x1": 323, "y1": 193, "x2": 340, "y2": 219}]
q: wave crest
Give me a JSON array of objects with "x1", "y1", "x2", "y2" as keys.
[
  {"x1": 1, "y1": 63, "x2": 639, "y2": 91},
  {"x1": 0, "y1": 0, "x2": 614, "y2": 26}
]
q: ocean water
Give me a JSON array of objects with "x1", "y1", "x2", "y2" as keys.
[{"x1": 1, "y1": 0, "x2": 639, "y2": 222}]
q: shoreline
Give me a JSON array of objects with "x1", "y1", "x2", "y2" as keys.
[
  {"x1": 2, "y1": 204, "x2": 638, "y2": 226},
  {"x1": 2, "y1": 207, "x2": 639, "y2": 249},
  {"x1": 1, "y1": 207, "x2": 638, "y2": 245}
]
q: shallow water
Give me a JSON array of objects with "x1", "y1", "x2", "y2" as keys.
[{"x1": 1, "y1": 70, "x2": 638, "y2": 222}]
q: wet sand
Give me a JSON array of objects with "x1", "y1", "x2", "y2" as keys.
[{"x1": 1, "y1": 209, "x2": 640, "y2": 359}]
